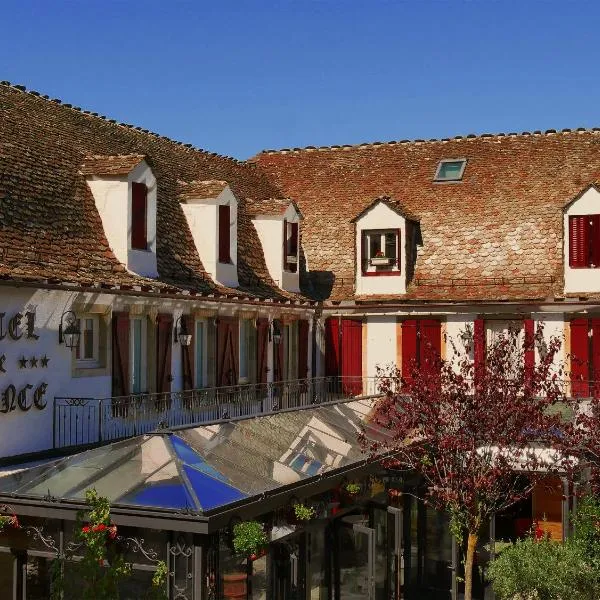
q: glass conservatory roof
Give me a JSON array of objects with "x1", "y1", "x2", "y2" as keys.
[{"x1": 0, "y1": 398, "x2": 386, "y2": 515}]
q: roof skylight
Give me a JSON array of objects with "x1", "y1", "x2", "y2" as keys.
[{"x1": 434, "y1": 159, "x2": 467, "y2": 182}]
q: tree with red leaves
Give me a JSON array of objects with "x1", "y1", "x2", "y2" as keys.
[{"x1": 362, "y1": 324, "x2": 571, "y2": 600}]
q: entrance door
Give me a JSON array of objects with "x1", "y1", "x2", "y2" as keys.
[
  {"x1": 337, "y1": 516, "x2": 375, "y2": 600},
  {"x1": 272, "y1": 539, "x2": 303, "y2": 600}
]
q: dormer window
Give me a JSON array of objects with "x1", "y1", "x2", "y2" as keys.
[
  {"x1": 218, "y1": 204, "x2": 231, "y2": 264},
  {"x1": 362, "y1": 229, "x2": 400, "y2": 275},
  {"x1": 131, "y1": 182, "x2": 148, "y2": 250},
  {"x1": 434, "y1": 159, "x2": 467, "y2": 182},
  {"x1": 569, "y1": 214, "x2": 600, "y2": 267},
  {"x1": 284, "y1": 220, "x2": 299, "y2": 272}
]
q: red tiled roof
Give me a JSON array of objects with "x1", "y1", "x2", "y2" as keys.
[
  {"x1": 253, "y1": 132, "x2": 600, "y2": 301},
  {"x1": 245, "y1": 197, "x2": 302, "y2": 218},
  {"x1": 80, "y1": 154, "x2": 146, "y2": 176},
  {"x1": 350, "y1": 195, "x2": 419, "y2": 223},
  {"x1": 0, "y1": 83, "x2": 304, "y2": 301},
  {"x1": 178, "y1": 179, "x2": 229, "y2": 201}
]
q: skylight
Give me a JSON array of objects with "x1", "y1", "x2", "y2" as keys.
[{"x1": 434, "y1": 159, "x2": 467, "y2": 182}]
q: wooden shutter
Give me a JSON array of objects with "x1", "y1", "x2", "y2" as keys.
[
  {"x1": 592, "y1": 319, "x2": 600, "y2": 398},
  {"x1": 218, "y1": 205, "x2": 230, "y2": 263},
  {"x1": 401, "y1": 320, "x2": 418, "y2": 383},
  {"x1": 111, "y1": 312, "x2": 129, "y2": 397},
  {"x1": 217, "y1": 317, "x2": 239, "y2": 386},
  {"x1": 591, "y1": 215, "x2": 600, "y2": 267},
  {"x1": 256, "y1": 318, "x2": 269, "y2": 384},
  {"x1": 156, "y1": 314, "x2": 173, "y2": 394},
  {"x1": 419, "y1": 319, "x2": 441, "y2": 371},
  {"x1": 360, "y1": 230, "x2": 367, "y2": 274},
  {"x1": 131, "y1": 182, "x2": 147, "y2": 250},
  {"x1": 569, "y1": 215, "x2": 587, "y2": 267},
  {"x1": 325, "y1": 318, "x2": 340, "y2": 377},
  {"x1": 298, "y1": 319, "x2": 309, "y2": 379},
  {"x1": 247, "y1": 321, "x2": 257, "y2": 384},
  {"x1": 206, "y1": 319, "x2": 216, "y2": 387},
  {"x1": 570, "y1": 318, "x2": 590, "y2": 397},
  {"x1": 524, "y1": 318, "x2": 535, "y2": 382},
  {"x1": 181, "y1": 315, "x2": 194, "y2": 391},
  {"x1": 289, "y1": 223, "x2": 298, "y2": 273},
  {"x1": 341, "y1": 319, "x2": 363, "y2": 394},
  {"x1": 474, "y1": 318, "x2": 486, "y2": 385}
]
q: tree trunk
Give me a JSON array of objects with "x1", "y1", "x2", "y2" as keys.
[{"x1": 464, "y1": 532, "x2": 478, "y2": 600}]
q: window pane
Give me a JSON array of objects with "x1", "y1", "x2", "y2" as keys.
[
  {"x1": 75, "y1": 318, "x2": 82, "y2": 359},
  {"x1": 196, "y1": 321, "x2": 205, "y2": 387},
  {"x1": 26, "y1": 556, "x2": 53, "y2": 599},
  {"x1": 437, "y1": 160, "x2": 465, "y2": 180},
  {"x1": 385, "y1": 232, "x2": 396, "y2": 258},
  {"x1": 369, "y1": 233, "x2": 381, "y2": 258},
  {"x1": 83, "y1": 318, "x2": 94, "y2": 359},
  {"x1": 132, "y1": 320, "x2": 142, "y2": 394}
]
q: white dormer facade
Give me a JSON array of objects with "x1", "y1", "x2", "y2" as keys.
[
  {"x1": 180, "y1": 183, "x2": 239, "y2": 288},
  {"x1": 353, "y1": 200, "x2": 410, "y2": 296},
  {"x1": 564, "y1": 185, "x2": 600, "y2": 294},
  {"x1": 85, "y1": 158, "x2": 158, "y2": 278},
  {"x1": 252, "y1": 203, "x2": 301, "y2": 293}
]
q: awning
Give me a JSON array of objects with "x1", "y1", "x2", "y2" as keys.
[{"x1": 0, "y1": 398, "x2": 386, "y2": 517}]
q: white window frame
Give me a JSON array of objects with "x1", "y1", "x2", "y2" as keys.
[
  {"x1": 239, "y1": 319, "x2": 251, "y2": 384},
  {"x1": 130, "y1": 317, "x2": 147, "y2": 395},
  {"x1": 74, "y1": 315, "x2": 100, "y2": 368},
  {"x1": 434, "y1": 158, "x2": 467, "y2": 182},
  {"x1": 195, "y1": 319, "x2": 208, "y2": 388},
  {"x1": 363, "y1": 229, "x2": 400, "y2": 273}
]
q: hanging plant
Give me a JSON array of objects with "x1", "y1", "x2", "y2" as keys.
[
  {"x1": 232, "y1": 521, "x2": 268, "y2": 558},
  {"x1": 294, "y1": 503, "x2": 316, "y2": 521},
  {"x1": 345, "y1": 482, "x2": 361, "y2": 496},
  {"x1": 0, "y1": 513, "x2": 19, "y2": 532}
]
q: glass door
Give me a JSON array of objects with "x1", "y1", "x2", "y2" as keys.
[{"x1": 336, "y1": 516, "x2": 375, "y2": 600}]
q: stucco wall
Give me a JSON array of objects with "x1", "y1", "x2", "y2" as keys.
[{"x1": 365, "y1": 316, "x2": 397, "y2": 377}]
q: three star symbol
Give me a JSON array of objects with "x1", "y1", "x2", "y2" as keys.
[
  {"x1": 40, "y1": 355, "x2": 49, "y2": 368},
  {"x1": 18, "y1": 356, "x2": 28, "y2": 369},
  {"x1": 29, "y1": 356, "x2": 38, "y2": 368}
]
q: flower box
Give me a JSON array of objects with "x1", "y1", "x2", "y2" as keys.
[
  {"x1": 286, "y1": 255, "x2": 297, "y2": 264},
  {"x1": 370, "y1": 257, "x2": 392, "y2": 266}
]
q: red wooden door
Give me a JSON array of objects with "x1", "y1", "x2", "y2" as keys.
[
  {"x1": 570, "y1": 319, "x2": 590, "y2": 397},
  {"x1": 257, "y1": 318, "x2": 269, "y2": 384},
  {"x1": 181, "y1": 314, "x2": 195, "y2": 391},
  {"x1": 341, "y1": 319, "x2": 362, "y2": 395},
  {"x1": 401, "y1": 320, "x2": 418, "y2": 384},
  {"x1": 156, "y1": 314, "x2": 173, "y2": 395},
  {"x1": 217, "y1": 317, "x2": 239, "y2": 386},
  {"x1": 112, "y1": 312, "x2": 129, "y2": 397},
  {"x1": 325, "y1": 318, "x2": 340, "y2": 377}
]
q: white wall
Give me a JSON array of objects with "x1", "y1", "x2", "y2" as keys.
[
  {"x1": 365, "y1": 316, "x2": 397, "y2": 377},
  {"x1": 181, "y1": 186, "x2": 238, "y2": 288},
  {"x1": 564, "y1": 186, "x2": 600, "y2": 293},
  {"x1": 252, "y1": 204, "x2": 301, "y2": 292},
  {"x1": 355, "y1": 203, "x2": 406, "y2": 296},
  {"x1": 87, "y1": 160, "x2": 158, "y2": 279}
]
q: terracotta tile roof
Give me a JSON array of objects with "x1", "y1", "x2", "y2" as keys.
[
  {"x1": 350, "y1": 195, "x2": 419, "y2": 223},
  {"x1": 245, "y1": 197, "x2": 302, "y2": 218},
  {"x1": 178, "y1": 179, "x2": 229, "y2": 202},
  {"x1": 80, "y1": 154, "x2": 146, "y2": 176},
  {"x1": 0, "y1": 82, "x2": 305, "y2": 302},
  {"x1": 253, "y1": 131, "x2": 600, "y2": 302}
]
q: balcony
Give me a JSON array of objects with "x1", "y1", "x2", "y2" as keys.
[{"x1": 53, "y1": 376, "x2": 383, "y2": 450}]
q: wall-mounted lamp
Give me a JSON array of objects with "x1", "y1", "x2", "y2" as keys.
[
  {"x1": 459, "y1": 324, "x2": 474, "y2": 348},
  {"x1": 536, "y1": 337, "x2": 548, "y2": 361},
  {"x1": 174, "y1": 316, "x2": 192, "y2": 346},
  {"x1": 59, "y1": 311, "x2": 81, "y2": 349},
  {"x1": 271, "y1": 319, "x2": 282, "y2": 345}
]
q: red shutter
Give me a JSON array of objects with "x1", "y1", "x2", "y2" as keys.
[
  {"x1": 591, "y1": 319, "x2": 600, "y2": 398},
  {"x1": 570, "y1": 318, "x2": 590, "y2": 397},
  {"x1": 156, "y1": 314, "x2": 173, "y2": 394},
  {"x1": 298, "y1": 319, "x2": 309, "y2": 379},
  {"x1": 401, "y1": 320, "x2": 418, "y2": 384},
  {"x1": 111, "y1": 312, "x2": 129, "y2": 397},
  {"x1": 218, "y1": 205, "x2": 231, "y2": 263},
  {"x1": 590, "y1": 215, "x2": 600, "y2": 268},
  {"x1": 217, "y1": 317, "x2": 239, "y2": 386},
  {"x1": 256, "y1": 318, "x2": 270, "y2": 384},
  {"x1": 131, "y1": 182, "x2": 147, "y2": 250},
  {"x1": 474, "y1": 318, "x2": 486, "y2": 385},
  {"x1": 569, "y1": 216, "x2": 587, "y2": 267},
  {"x1": 419, "y1": 319, "x2": 441, "y2": 374},
  {"x1": 325, "y1": 318, "x2": 340, "y2": 377},
  {"x1": 524, "y1": 318, "x2": 535, "y2": 383},
  {"x1": 341, "y1": 319, "x2": 363, "y2": 394},
  {"x1": 181, "y1": 315, "x2": 195, "y2": 391},
  {"x1": 361, "y1": 230, "x2": 367, "y2": 274},
  {"x1": 289, "y1": 223, "x2": 298, "y2": 273}
]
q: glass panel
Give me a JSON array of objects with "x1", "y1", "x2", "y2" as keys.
[
  {"x1": 132, "y1": 319, "x2": 143, "y2": 394},
  {"x1": 250, "y1": 553, "x2": 267, "y2": 600},
  {"x1": 196, "y1": 320, "x2": 205, "y2": 387},
  {"x1": 385, "y1": 232, "x2": 396, "y2": 259},
  {"x1": 83, "y1": 318, "x2": 95, "y2": 359},
  {"x1": 119, "y1": 569, "x2": 155, "y2": 600},
  {"x1": 183, "y1": 464, "x2": 246, "y2": 510},
  {"x1": 308, "y1": 530, "x2": 327, "y2": 600},
  {"x1": 220, "y1": 535, "x2": 248, "y2": 600},
  {"x1": 337, "y1": 517, "x2": 372, "y2": 599},
  {"x1": 26, "y1": 555, "x2": 53, "y2": 599},
  {"x1": 437, "y1": 160, "x2": 464, "y2": 180},
  {"x1": 0, "y1": 552, "x2": 14, "y2": 595},
  {"x1": 369, "y1": 233, "x2": 381, "y2": 259},
  {"x1": 373, "y1": 508, "x2": 388, "y2": 600}
]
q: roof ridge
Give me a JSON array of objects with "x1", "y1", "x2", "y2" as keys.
[
  {"x1": 0, "y1": 80, "x2": 247, "y2": 165},
  {"x1": 255, "y1": 126, "x2": 600, "y2": 156}
]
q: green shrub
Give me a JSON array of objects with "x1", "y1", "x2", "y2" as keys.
[
  {"x1": 293, "y1": 503, "x2": 316, "y2": 521},
  {"x1": 232, "y1": 521, "x2": 268, "y2": 557}
]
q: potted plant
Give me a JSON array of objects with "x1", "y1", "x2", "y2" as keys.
[
  {"x1": 232, "y1": 521, "x2": 268, "y2": 559},
  {"x1": 370, "y1": 251, "x2": 391, "y2": 266},
  {"x1": 294, "y1": 503, "x2": 316, "y2": 521},
  {"x1": 0, "y1": 513, "x2": 19, "y2": 532},
  {"x1": 345, "y1": 482, "x2": 361, "y2": 496},
  {"x1": 286, "y1": 255, "x2": 297, "y2": 264}
]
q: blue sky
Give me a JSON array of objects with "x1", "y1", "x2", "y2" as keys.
[{"x1": 2, "y1": 0, "x2": 600, "y2": 158}]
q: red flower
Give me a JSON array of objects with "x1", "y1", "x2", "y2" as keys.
[
  {"x1": 108, "y1": 525, "x2": 117, "y2": 539},
  {"x1": 92, "y1": 524, "x2": 107, "y2": 533},
  {"x1": 81, "y1": 526, "x2": 91, "y2": 534}
]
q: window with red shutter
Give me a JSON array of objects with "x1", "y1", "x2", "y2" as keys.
[
  {"x1": 218, "y1": 205, "x2": 231, "y2": 263},
  {"x1": 569, "y1": 214, "x2": 600, "y2": 268},
  {"x1": 570, "y1": 318, "x2": 590, "y2": 397},
  {"x1": 361, "y1": 229, "x2": 401, "y2": 276},
  {"x1": 131, "y1": 182, "x2": 147, "y2": 250}
]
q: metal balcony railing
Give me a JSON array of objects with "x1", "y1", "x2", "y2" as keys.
[{"x1": 53, "y1": 376, "x2": 384, "y2": 449}]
